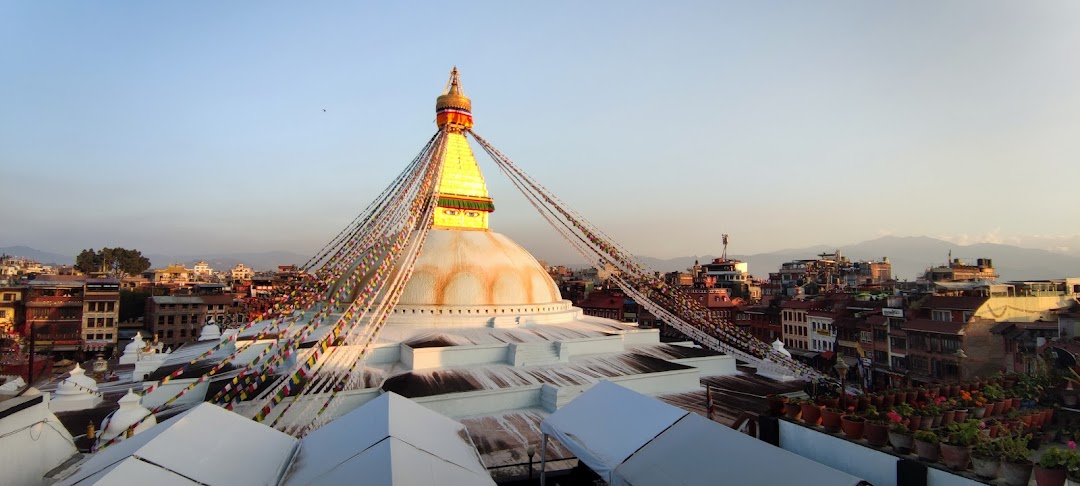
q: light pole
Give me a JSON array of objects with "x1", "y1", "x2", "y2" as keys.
[
  {"x1": 834, "y1": 353, "x2": 850, "y2": 410},
  {"x1": 955, "y1": 348, "x2": 967, "y2": 381}
]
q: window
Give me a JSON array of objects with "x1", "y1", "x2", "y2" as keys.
[
  {"x1": 0, "y1": 310, "x2": 6, "y2": 318},
  {"x1": 2, "y1": 293, "x2": 13, "y2": 301},
  {"x1": 932, "y1": 310, "x2": 953, "y2": 322}
]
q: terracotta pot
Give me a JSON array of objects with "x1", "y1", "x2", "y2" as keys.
[
  {"x1": 961, "y1": 383, "x2": 972, "y2": 392},
  {"x1": 941, "y1": 443, "x2": 972, "y2": 471},
  {"x1": 841, "y1": 416, "x2": 865, "y2": 440},
  {"x1": 784, "y1": 403, "x2": 802, "y2": 419},
  {"x1": 1034, "y1": 465, "x2": 1067, "y2": 486},
  {"x1": 908, "y1": 415, "x2": 924, "y2": 432},
  {"x1": 883, "y1": 394, "x2": 895, "y2": 407},
  {"x1": 989, "y1": 425, "x2": 1000, "y2": 438},
  {"x1": 1001, "y1": 399, "x2": 1013, "y2": 415},
  {"x1": 941, "y1": 409, "x2": 956, "y2": 426},
  {"x1": 950, "y1": 384, "x2": 961, "y2": 397},
  {"x1": 1002, "y1": 461, "x2": 1034, "y2": 486},
  {"x1": 1022, "y1": 414, "x2": 1035, "y2": 427},
  {"x1": 801, "y1": 403, "x2": 823, "y2": 425},
  {"x1": 907, "y1": 391, "x2": 919, "y2": 404},
  {"x1": 929, "y1": 385, "x2": 941, "y2": 397},
  {"x1": 767, "y1": 396, "x2": 787, "y2": 416},
  {"x1": 932, "y1": 414, "x2": 944, "y2": 428},
  {"x1": 919, "y1": 416, "x2": 933, "y2": 431},
  {"x1": 972, "y1": 454, "x2": 1000, "y2": 479},
  {"x1": 971, "y1": 406, "x2": 987, "y2": 419},
  {"x1": 871, "y1": 394, "x2": 884, "y2": 407},
  {"x1": 822, "y1": 408, "x2": 843, "y2": 432},
  {"x1": 889, "y1": 430, "x2": 914, "y2": 453},
  {"x1": 915, "y1": 439, "x2": 940, "y2": 461},
  {"x1": 954, "y1": 409, "x2": 969, "y2": 422},
  {"x1": 992, "y1": 401, "x2": 1005, "y2": 416},
  {"x1": 1012, "y1": 397, "x2": 1022, "y2": 409},
  {"x1": 819, "y1": 396, "x2": 839, "y2": 409},
  {"x1": 1045, "y1": 408, "x2": 1056, "y2": 424},
  {"x1": 864, "y1": 421, "x2": 889, "y2": 447}
]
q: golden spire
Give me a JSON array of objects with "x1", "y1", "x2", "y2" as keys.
[
  {"x1": 436, "y1": 67, "x2": 473, "y2": 130},
  {"x1": 432, "y1": 67, "x2": 492, "y2": 230}
]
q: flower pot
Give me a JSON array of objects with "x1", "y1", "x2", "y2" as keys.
[
  {"x1": 932, "y1": 414, "x2": 943, "y2": 428},
  {"x1": 908, "y1": 415, "x2": 924, "y2": 432},
  {"x1": 1001, "y1": 399, "x2": 1013, "y2": 415},
  {"x1": 767, "y1": 396, "x2": 787, "y2": 416},
  {"x1": 915, "y1": 439, "x2": 940, "y2": 461},
  {"x1": 889, "y1": 430, "x2": 914, "y2": 454},
  {"x1": 1001, "y1": 461, "x2": 1033, "y2": 486},
  {"x1": 784, "y1": 403, "x2": 801, "y2": 419},
  {"x1": 1034, "y1": 465, "x2": 1067, "y2": 486},
  {"x1": 989, "y1": 425, "x2": 1000, "y2": 438},
  {"x1": 941, "y1": 409, "x2": 956, "y2": 426},
  {"x1": 864, "y1": 421, "x2": 889, "y2": 447},
  {"x1": 841, "y1": 416, "x2": 865, "y2": 440},
  {"x1": 883, "y1": 394, "x2": 895, "y2": 407},
  {"x1": 801, "y1": 403, "x2": 823, "y2": 425},
  {"x1": 972, "y1": 454, "x2": 1000, "y2": 479},
  {"x1": 992, "y1": 401, "x2": 1005, "y2": 416},
  {"x1": 819, "y1": 396, "x2": 839, "y2": 409},
  {"x1": 821, "y1": 408, "x2": 843, "y2": 433},
  {"x1": 940, "y1": 443, "x2": 971, "y2": 471},
  {"x1": 1045, "y1": 408, "x2": 1055, "y2": 424},
  {"x1": 857, "y1": 395, "x2": 870, "y2": 412},
  {"x1": 970, "y1": 406, "x2": 987, "y2": 419},
  {"x1": 871, "y1": 394, "x2": 884, "y2": 407},
  {"x1": 1012, "y1": 397, "x2": 1021, "y2": 409},
  {"x1": 950, "y1": 384, "x2": 961, "y2": 397},
  {"x1": 954, "y1": 409, "x2": 969, "y2": 422},
  {"x1": 919, "y1": 417, "x2": 933, "y2": 430}
]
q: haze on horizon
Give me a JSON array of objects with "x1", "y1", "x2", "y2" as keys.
[{"x1": 3, "y1": 1, "x2": 1079, "y2": 265}]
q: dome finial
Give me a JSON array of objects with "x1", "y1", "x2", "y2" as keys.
[{"x1": 436, "y1": 67, "x2": 473, "y2": 130}]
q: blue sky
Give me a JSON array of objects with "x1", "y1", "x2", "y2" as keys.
[{"x1": 2, "y1": 1, "x2": 1078, "y2": 263}]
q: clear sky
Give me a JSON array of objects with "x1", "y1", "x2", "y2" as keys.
[{"x1": 3, "y1": 1, "x2": 1079, "y2": 264}]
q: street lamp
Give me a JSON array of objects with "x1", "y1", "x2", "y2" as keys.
[
  {"x1": 526, "y1": 445, "x2": 536, "y2": 479},
  {"x1": 834, "y1": 353, "x2": 850, "y2": 410},
  {"x1": 955, "y1": 348, "x2": 967, "y2": 381}
]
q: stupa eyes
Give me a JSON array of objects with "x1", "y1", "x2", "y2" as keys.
[
  {"x1": 444, "y1": 209, "x2": 459, "y2": 216},
  {"x1": 465, "y1": 211, "x2": 480, "y2": 218}
]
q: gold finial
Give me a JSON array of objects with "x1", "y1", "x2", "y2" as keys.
[{"x1": 436, "y1": 67, "x2": 472, "y2": 116}]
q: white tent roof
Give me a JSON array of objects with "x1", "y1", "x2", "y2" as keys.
[
  {"x1": 56, "y1": 403, "x2": 298, "y2": 486},
  {"x1": 285, "y1": 392, "x2": 495, "y2": 486},
  {"x1": 541, "y1": 381, "x2": 865, "y2": 486}
]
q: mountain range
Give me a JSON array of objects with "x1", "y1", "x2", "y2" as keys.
[{"x1": 5, "y1": 235, "x2": 1080, "y2": 280}]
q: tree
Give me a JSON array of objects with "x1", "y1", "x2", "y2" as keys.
[{"x1": 73, "y1": 247, "x2": 151, "y2": 276}]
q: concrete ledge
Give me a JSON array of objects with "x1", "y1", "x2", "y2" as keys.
[
  {"x1": 556, "y1": 335, "x2": 625, "y2": 358},
  {"x1": 413, "y1": 385, "x2": 544, "y2": 419},
  {"x1": 402, "y1": 343, "x2": 509, "y2": 371},
  {"x1": 671, "y1": 355, "x2": 737, "y2": 376}
]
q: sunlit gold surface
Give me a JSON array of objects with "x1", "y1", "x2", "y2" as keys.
[{"x1": 434, "y1": 131, "x2": 493, "y2": 230}]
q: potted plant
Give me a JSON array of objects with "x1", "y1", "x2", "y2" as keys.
[
  {"x1": 821, "y1": 407, "x2": 844, "y2": 433},
  {"x1": 766, "y1": 394, "x2": 788, "y2": 416},
  {"x1": 1037, "y1": 447, "x2": 1073, "y2": 486},
  {"x1": 801, "y1": 399, "x2": 824, "y2": 426},
  {"x1": 915, "y1": 430, "x2": 941, "y2": 462},
  {"x1": 863, "y1": 406, "x2": 889, "y2": 447},
  {"x1": 941, "y1": 419, "x2": 979, "y2": 471},
  {"x1": 783, "y1": 397, "x2": 802, "y2": 419},
  {"x1": 1000, "y1": 433, "x2": 1035, "y2": 486},
  {"x1": 972, "y1": 438, "x2": 1001, "y2": 479},
  {"x1": 887, "y1": 409, "x2": 914, "y2": 454},
  {"x1": 841, "y1": 406, "x2": 865, "y2": 440}
]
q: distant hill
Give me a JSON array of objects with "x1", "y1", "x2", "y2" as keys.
[
  {"x1": 0, "y1": 246, "x2": 73, "y2": 265},
  {"x1": 632, "y1": 236, "x2": 1080, "y2": 282}
]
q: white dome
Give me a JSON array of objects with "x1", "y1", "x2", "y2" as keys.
[
  {"x1": 56, "y1": 364, "x2": 98, "y2": 397},
  {"x1": 772, "y1": 339, "x2": 792, "y2": 359},
  {"x1": 98, "y1": 389, "x2": 156, "y2": 444},
  {"x1": 396, "y1": 229, "x2": 561, "y2": 306},
  {"x1": 199, "y1": 321, "x2": 222, "y2": 341}
]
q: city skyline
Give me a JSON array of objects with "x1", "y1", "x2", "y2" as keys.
[{"x1": 3, "y1": 2, "x2": 1079, "y2": 262}]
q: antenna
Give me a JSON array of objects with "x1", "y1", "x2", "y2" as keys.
[{"x1": 721, "y1": 234, "x2": 729, "y2": 260}]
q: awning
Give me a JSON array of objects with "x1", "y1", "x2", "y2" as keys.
[{"x1": 820, "y1": 351, "x2": 835, "y2": 360}]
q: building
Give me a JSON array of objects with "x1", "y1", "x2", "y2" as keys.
[
  {"x1": 0, "y1": 286, "x2": 25, "y2": 336},
  {"x1": 81, "y1": 278, "x2": 120, "y2": 355},
  {"x1": 24, "y1": 277, "x2": 86, "y2": 354},
  {"x1": 192, "y1": 261, "x2": 213, "y2": 278},
  {"x1": 147, "y1": 264, "x2": 193, "y2": 287},
  {"x1": 918, "y1": 257, "x2": 997, "y2": 287},
  {"x1": 736, "y1": 305, "x2": 781, "y2": 343},
  {"x1": 231, "y1": 263, "x2": 254, "y2": 281},
  {"x1": 698, "y1": 257, "x2": 753, "y2": 298},
  {"x1": 146, "y1": 295, "x2": 208, "y2": 348},
  {"x1": 781, "y1": 299, "x2": 813, "y2": 351}
]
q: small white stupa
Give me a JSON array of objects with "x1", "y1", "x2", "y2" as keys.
[
  {"x1": 772, "y1": 338, "x2": 793, "y2": 359},
  {"x1": 49, "y1": 364, "x2": 102, "y2": 412},
  {"x1": 96, "y1": 389, "x2": 156, "y2": 446},
  {"x1": 118, "y1": 332, "x2": 146, "y2": 365},
  {"x1": 0, "y1": 376, "x2": 38, "y2": 399},
  {"x1": 198, "y1": 318, "x2": 222, "y2": 342}
]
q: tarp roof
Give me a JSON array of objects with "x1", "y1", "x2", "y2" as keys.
[
  {"x1": 541, "y1": 381, "x2": 865, "y2": 486},
  {"x1": 56, "y1": 403, "x2": 298, "y2": 486},
  {"x1": 285, "y1": 392, "x2": 494, "y2": 486}
]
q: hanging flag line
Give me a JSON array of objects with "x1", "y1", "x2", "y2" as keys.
[{"x1": 469, "y1": 129, "x2": 831, "y2": 384}]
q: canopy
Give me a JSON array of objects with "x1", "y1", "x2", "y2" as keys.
[
  {"x1": 286, "y1": 392, "x2": 495, "y2": 486},
  {"x1": 541, "y1": 381, "x2": 865, "y2": 486},
  {"x1": 56, "y1": 403, "x2": 298, "y2": 486}
]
